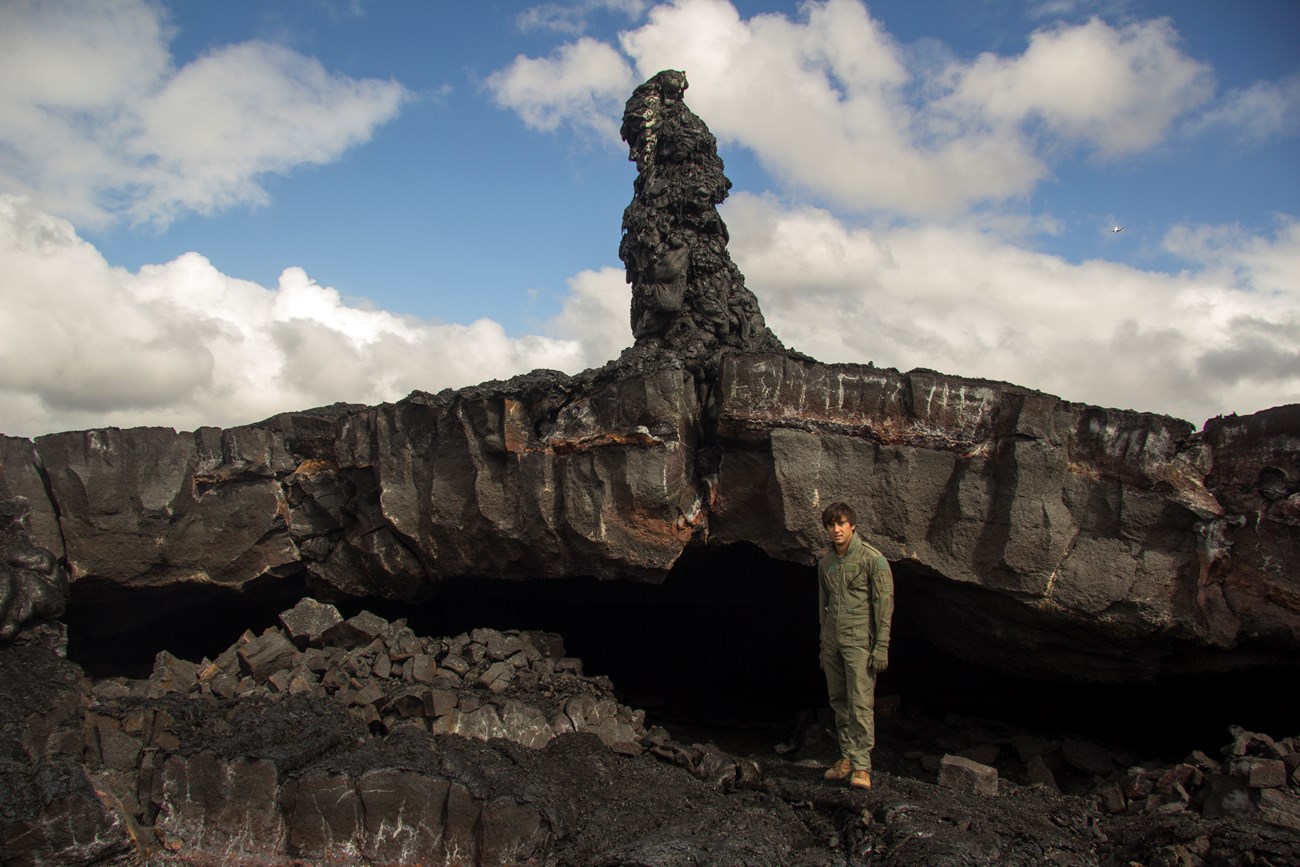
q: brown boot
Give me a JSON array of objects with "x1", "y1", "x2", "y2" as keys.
[
  {"x1": 850, "y1": 769, "x2": 872, "y2": 789},
  {"x1": 823, "y1": 757, "x2": 851, "y2": 781}
]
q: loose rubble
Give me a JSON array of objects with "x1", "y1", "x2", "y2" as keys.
[
  {"x1": 3, "y1": 597, "x2": 1299, "y2": 865},
  {"x1": 860, "y1": 704, "x2": 1300, "y2": 836},
  {"x1": 0, "y1": 599, "x2": 786, "y2": 865},
  {"x1": 158, "y1": 597, "x2": 653, "y2": 757}
]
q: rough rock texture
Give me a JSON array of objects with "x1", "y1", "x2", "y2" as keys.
[
  {"x1": 619, "y1": 69, "x2": 783, "y2": 361},
  {"x1": 2, "y1": 359, "x2": 1296, "y2": 682},
  {"x1": 0, "y1": 601, "x2": 656, "y2": 865},
  {"x1": 709, "y1": 356, "x2": 1300, "y2": 680},
  {"x1": 1, "y1": 71, "x2": 1295, "y2": 683},
  {"x1": 0, "y1": 494, "x2": 68, "y2": 640},
  {"x1": 4, "y1": 605, "x2": 1299, "y2": 866},
  {"x1": 2, "y1": 69, "x2": 1300, "y2": 867}
]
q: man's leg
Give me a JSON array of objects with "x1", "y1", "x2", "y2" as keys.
[
  {"x1": 839, "y1": 642, "x2": 877, "y2": 773},
  {"x1": 820, "y1": 640, "x2": 853, "y2": 777},
  {"x1": 820, "y1": 641, "x2": 849, "y2": 746}
]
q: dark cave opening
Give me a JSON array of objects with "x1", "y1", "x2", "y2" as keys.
[{"x1": 64, "y1": 542, "x2": 1296, "y2": 763}]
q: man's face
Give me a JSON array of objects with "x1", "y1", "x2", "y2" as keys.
[{"x1": 826, "y1": 517, "x2": 854, "y2": 549}]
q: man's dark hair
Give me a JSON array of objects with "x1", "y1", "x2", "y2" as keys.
[{"x1": 822, "y1": 501, "x2": 857, "y2": 528}]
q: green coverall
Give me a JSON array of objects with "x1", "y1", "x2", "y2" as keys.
[{"x1": 818, "y1": 531, "x2": 894, "y2": 773}]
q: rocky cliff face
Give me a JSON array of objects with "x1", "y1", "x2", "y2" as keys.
[
  {"x1": 1, "y1": 352, "x2": 1297, "y2": 683},
  {"x1": 710, "y1": 356, "x2": 1299, "y2": 681}
]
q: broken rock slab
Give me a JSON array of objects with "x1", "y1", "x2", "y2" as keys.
[
  {"x1": 0, "y1": 496, "x2": 68, "y2": 642},
  {"x1": 938, "y1": 754, "x2": 999, "y2": 797},
  {"x1": 237, "y1": 630, "x2": 301, "y2": 683},
  {"x1": 1, "y1": 598, "x2": 677, "y2": 865},
  {"x1": 278, "y1": 596, "x2": 342, "y2": 647},
  {"x1": 1257, "y1": 788, "x2": 1300, "y2": 832}
]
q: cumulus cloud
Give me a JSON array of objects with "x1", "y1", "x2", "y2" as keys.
[
  {"x1": 517, "y1": 0, "x2": 649, "y2": 35},
  {"x1": 4, "y1": 0, "x2": 1293, "y2": 441},
  {"x1": 489, "y1": 0, "x2": 1214, "y2": 216},
  {"x1": 546, "y1": 266, "x2": 636, "y2": 364},
  {"x1": 0, "y1": 0, "x2": 408, "y2": 228},
  {"x1": 485, "y1": 38, "x2": 636, "y2": 142},
  {"x1": 475, "y1": 0, "x2": 1300, "y2": 424},
  {"x1": 0, "y1": 196, "x2": 614, "y2": 438},
  {"x1": 937, "y1": 16, "x2": 1213, "y2": 157},
  {"x1": 1192, "y1": 73, "x2": 1300, "y2": 143},
  {"x1": 723, "y1": 193, "x2": 1300, "y2": 425},
  {"x1": 2, "y1": 190, "x2": 1293, "y2": 439}
]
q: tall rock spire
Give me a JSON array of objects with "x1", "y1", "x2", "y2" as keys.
[{"x1": 619, "y1": 70, "x2": 783, "y2": 365}]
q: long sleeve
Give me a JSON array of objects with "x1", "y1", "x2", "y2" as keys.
[{"x1": 870, "y1": 554, "x2": 894, "y2": 655}]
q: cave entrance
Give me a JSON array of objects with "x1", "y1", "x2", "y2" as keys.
[
  {"x1": 396, "y1": 542, "x2": 828, "y2": 728},
  {"x1": 64, "y1": 542, "x2": 1295, "y2": 762}
]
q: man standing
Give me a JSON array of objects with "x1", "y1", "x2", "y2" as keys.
[{"x1": 818, "y1": 501, "x2": 894, "y2": 790}]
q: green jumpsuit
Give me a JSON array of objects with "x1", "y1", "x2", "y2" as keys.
[{"x1": 818, "y1": 532, "x2": 894, "y2": 773}]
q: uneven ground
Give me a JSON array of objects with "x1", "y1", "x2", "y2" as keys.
[{"x1": 3, "y1": 613, "x2": 1298, "y2": 867}]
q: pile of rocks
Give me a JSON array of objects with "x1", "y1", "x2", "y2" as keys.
[
  {"x1": 901, "y1": 713, "x2": 1300, "y2": 832},
  {"x1": 107, "y1": 597, "x2": 648, "y2": 756},
  {"x1": 56, "y1": 599, "x2": 659, "y2": 864},
  {"x1": 1094, "y1": 727, "x2": 1300, "y2": 830},
  {"x1": 9, "y1": 598, "x2": 806, "y2": 865}
]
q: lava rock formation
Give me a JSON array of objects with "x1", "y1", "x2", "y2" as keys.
[{"x1": 619, "y1": 69, "x2": 782, "y2": 362}]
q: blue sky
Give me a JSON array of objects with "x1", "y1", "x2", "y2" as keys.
[{"x1": 2, "y1": 0, "x2": 1298, "y2": 438}]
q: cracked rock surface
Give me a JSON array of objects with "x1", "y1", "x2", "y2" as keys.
[
  {"x1": 2, "y1": 368, "x2": 1296, "y2": 683},
  {"x1": 4, "y1": 604, "x2": 1299, "y2": 866}
]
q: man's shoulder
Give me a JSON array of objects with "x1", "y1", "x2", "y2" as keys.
[{"x1": 853, "y1": 537, "x2": 888, "y2": 564}]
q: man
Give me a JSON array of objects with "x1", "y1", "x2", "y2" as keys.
[{"x1": 817, "y1": 501, "x2": 894, "y2": 790}]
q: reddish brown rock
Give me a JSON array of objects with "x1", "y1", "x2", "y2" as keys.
[{"x1": 938, "y1": 754, "x2": 999, "y2": 796}]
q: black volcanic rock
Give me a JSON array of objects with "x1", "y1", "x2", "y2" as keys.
[
  {"x1": 4, "y1": 601, "x2": 1300, "y2": 865},
  {"x1": 620, "y1": 69, "x2": 783, "y2": 362},
  {"x1": 0, "y1": 496, "x2": 67, "y2": 641},
  {"x1": 3, "y1": 358, "x2": 1295, "y2": 684}
]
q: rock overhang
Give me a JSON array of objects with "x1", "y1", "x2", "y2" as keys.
[{"x1": 2, "y1": 349, "x2": 1297, "y2": 686}]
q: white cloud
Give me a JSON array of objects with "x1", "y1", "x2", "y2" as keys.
[
  {"x1": 491, "y1": 0, "x2": 1213, "y2": 217},
  {"x1": 3, "y1": 0, "x2": 1292, "y2": 442},
  {"x1": 477, "y1": 0, "x2": 1296, "y2": 425},
  {"x1": 545, "y1": 266, "x2": 635, "y2": 364},
  {"x1": 0, "y1": 0, "x2": 408, "y2": 228},
  {"x1": 126, "y1": 41, "x2": 408, "y2": 225},
  {"x1": 723, "y1": 193, "x2": 1300, "y2": 425},
  {"x1": 518, "y1": 0, "x2": 649, "y2": 35},
  {"x1": 3, "y1": 189, "x2": 1293, "y2": 440},
  {"x1": 1193, "y1": 73, "x2": 1300, "y2": 143},
  {"x1": 0, "y1": 196, "x2": 610, "y2": 438},
  {"x1": 617, "y1": 0, "x2": 1018, "y2": 216},
  {"x1": 485, "y1": 38, "x2": 636, "y2": 142},
  {"x1": 938, "y1": 16, "x2": 1214, "y2": 157}
]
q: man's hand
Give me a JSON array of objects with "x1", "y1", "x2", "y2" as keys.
[{"x1": 870, "y1": 646, "x2": 889, "y2": 673}]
